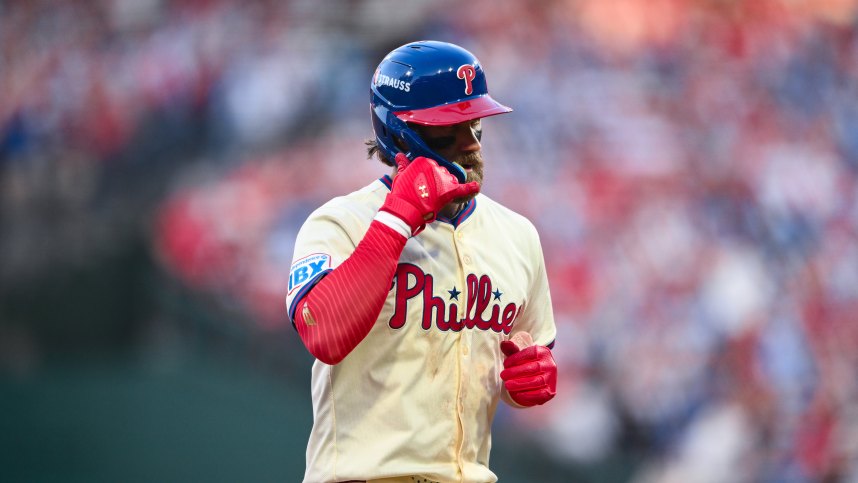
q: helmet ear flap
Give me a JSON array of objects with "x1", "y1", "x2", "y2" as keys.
[
  {"x1": 371, "y1": 103, "x2": 411, "y2": 166},
  {"x1": 370, "y1": 103, "x2": 389, "y2": 139}
]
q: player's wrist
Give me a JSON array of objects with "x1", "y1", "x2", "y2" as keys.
[
  {"x1": 380, "y1": 195, "x2": 429, "y2": 236},
  {"x1": 374, "y1": 211, "x2": 411, "y2": 239}
]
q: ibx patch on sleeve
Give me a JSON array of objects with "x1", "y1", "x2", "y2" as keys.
[{"x1": 288, "y1": 253, "x2": 332, "y2": 296}]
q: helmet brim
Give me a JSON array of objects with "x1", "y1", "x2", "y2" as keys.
[{"x1": 394, "y1": 95, "x2": 512, "y2": 126}]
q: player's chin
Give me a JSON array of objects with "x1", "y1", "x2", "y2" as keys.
[
  {"x1": 466, "y1": 163, "x2": 484, "y2": 187},
  {"x1": 453, "y1": 171, "x2": 482, "y2": 204}
]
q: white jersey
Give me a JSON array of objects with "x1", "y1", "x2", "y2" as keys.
[{"x1": 286, "y1": 175, "x2": 556, "y2": 483}]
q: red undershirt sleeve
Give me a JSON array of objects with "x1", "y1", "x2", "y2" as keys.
[{"x1": 293, "y1": 220, "x2": 407, "y2": 365}]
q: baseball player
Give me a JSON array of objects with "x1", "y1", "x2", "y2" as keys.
[{"x1": 286, "y1": 41, "x2": 558, "y2": 483}]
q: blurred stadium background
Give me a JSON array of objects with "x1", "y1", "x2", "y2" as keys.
[{"x1": 2, "y1": 0, "x2": 858, "y2": 481}]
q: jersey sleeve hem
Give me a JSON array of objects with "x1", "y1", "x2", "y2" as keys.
[{"x1": 288, "y1": 269, "x2": 333, "y2": 329}]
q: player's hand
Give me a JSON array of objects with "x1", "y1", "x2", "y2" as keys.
[
  {"x1": 379, "y1": 153, "x2": 480, "y2": 236},
  {"x1": 500, "y1": 332, "x2": 557, "y2": 407}
]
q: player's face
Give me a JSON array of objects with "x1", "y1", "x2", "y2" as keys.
[{"x1": 413, "y1": 119, "x2": 484, "y2": 202}]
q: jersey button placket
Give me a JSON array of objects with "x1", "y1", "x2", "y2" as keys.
[
  {"x1": 452, "y1": 227, "x2": 467, "y2": 318},
  {"x1": 451, "y1": 226, "x2": 469, "y2": 477}
]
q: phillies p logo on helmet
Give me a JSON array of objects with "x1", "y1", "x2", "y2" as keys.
[{"x1": 457, "y1": 64, "x2": 476, "y2": 95}]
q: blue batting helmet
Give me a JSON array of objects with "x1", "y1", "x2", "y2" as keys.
[{"x1": 370, "y1": 40, "x2": 512, "y2": 182}]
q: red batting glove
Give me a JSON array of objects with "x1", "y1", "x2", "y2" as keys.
[
  {"x1": 500, "y1": 333, "x2": 557, "y2": 407},
  {"x1": 380, "y1": 153, "x2": 480, "y2": 236}
]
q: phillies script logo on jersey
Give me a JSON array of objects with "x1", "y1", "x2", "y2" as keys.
[{"x1": 389, "y1": 263, "x2": 520, "y2": 334}]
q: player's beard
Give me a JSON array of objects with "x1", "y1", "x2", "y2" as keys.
[{"x1": 452, "y1": 151, "x2": 484, "y2": 205}]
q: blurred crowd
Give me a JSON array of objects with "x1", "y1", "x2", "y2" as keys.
[{"x1": 4, "y1": 0, "x2": 858, "y2": 481}]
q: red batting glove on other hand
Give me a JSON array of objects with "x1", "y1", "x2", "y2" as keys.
[
  {"x1": 380, "y1": 153, "x2": 480, "y2": 236},
  {"x1": 500, "y1": 332, "x2": 557, "y2": 407}
]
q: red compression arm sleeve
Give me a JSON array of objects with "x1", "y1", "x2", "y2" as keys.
[{"x1": 293, "y1": 220, "x2": 406, "y2": 365}]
